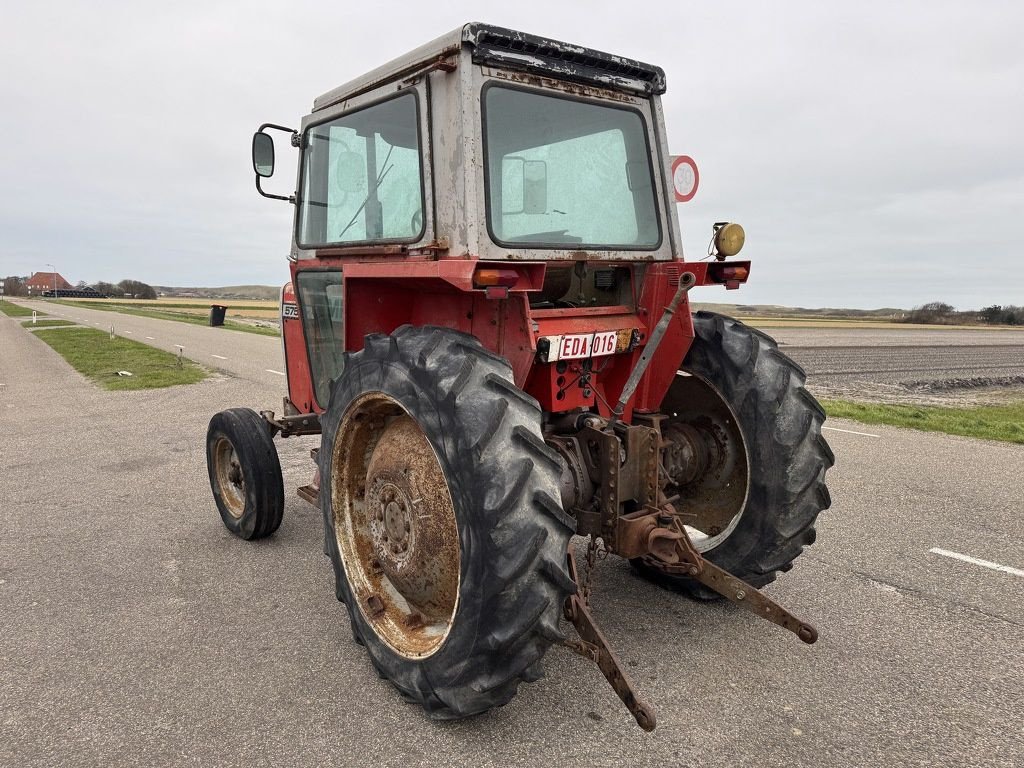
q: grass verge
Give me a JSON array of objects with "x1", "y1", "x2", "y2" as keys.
[
  {"x1": 34, "y1": 327, "x2": 208, "y2": 390},
  {"x1": 54, "y1": 299, "x2": 279, "y2": 337},
  {"x1": 0, "y1": 301, "x2": 36, "y2": 317},
  {"x1": 823, "y1": 399, "x2": 1024, "y2": 445},
  {"x1": 22, "y1": 319, "x2": 74, "y2": 328}
]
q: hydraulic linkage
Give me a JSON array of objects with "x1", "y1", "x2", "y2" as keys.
[
  {"x1": 562, "y1": 520, "x2": 819, "y2": 731},
  {"x1": 563, "y1": 548, "x2": 657, "y2": 732},
  {"x1": 559, "y1": 268, "x2": 817, "y2": 729},
  {"x1": 641, "y1": 506, "x2": 819, "y2": 644}
]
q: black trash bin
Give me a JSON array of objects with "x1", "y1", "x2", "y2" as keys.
[{"x1": 209, "y1": 305, "x2": 227, "y2": 327}]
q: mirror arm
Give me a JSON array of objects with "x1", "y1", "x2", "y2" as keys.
[
  {"x1": 259, "y1": 122, "x2": 298, "y2": 137},
  {"x1": 255, "y1": 176, "x2": 295, "y2": 203},
  {"x1": 255, "y1": 123, "x2": 299, "y2": 203}
]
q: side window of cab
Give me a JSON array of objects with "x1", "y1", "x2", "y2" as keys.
[{"x1": 296, "y1": 271, "x2": 345, "y2": 407}]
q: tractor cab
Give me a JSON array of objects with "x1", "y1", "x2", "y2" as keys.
[{"x1": 257, "y1": 23, "x2": 680, "y2": 262}]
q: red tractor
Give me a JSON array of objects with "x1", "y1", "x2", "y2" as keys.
[{"x1": 207, "y1": 23, "x2": 833, "y2": 730}]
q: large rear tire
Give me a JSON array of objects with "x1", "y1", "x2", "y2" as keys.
[
  {"x1": 632, "y1": 312, "x2": 834, "y2": 598},
  {"x1": 319, "y1": 326, "x2": 575, "y2": 719}
]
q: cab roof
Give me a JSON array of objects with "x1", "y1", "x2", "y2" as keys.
[{"x1": 313, "y1": 22, "x2": 666, "y2": 112}]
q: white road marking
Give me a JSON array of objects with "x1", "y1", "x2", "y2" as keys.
[
  {"x1": 145, "y1": 336, "x2": 155, "y2": 340},
  {"x1": 124, "y1": 330, "x2": 132, "y2": 334},
  {"x1": 929, "y1": 548, "x2": 1024, "y2": 578},
  {"x1": 211, "y1": 354, "x2": 227, "y2": 360},
  {"x1": 822, "y1": 426, "x2": 880, "y2": 438},
  {"x1": 266, "y1": 369, "x2": 286, "y2": 376}
]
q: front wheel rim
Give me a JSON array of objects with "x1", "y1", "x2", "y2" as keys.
[{"x1": 213, "y1": 437, "x2": 246, "y2": 519}]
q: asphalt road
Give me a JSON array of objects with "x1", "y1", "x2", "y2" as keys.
[{"x1": 2, "y1": 308, "x2": 1023, "y2": 767}]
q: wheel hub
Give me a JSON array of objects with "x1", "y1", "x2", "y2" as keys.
[
  {"x1": 367, "y1": 476, "x2": 416, "y2": 570},
  {"x1": 214, "y1": 438, "x2": 246, "y2": 519},
  {"x1": 228, "y1": 459, "x2": 243, "y2": 487},
  {"x1": 660, "y1": 372, "x2": 750, "y2": 551}
]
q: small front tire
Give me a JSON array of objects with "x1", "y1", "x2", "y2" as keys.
[{"x1": 206, "y1": 408, "x2": 285, "y2": 540}]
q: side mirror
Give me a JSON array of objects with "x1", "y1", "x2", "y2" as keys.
[
  {"x1": 252, "y1": 132, "x2": 275, "y2": 178},
  {"x1": 252, "y1": 122, "x2": 296, "y2": 202}
]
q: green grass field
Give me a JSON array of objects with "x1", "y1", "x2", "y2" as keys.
[
  {"x1": 0, "y1": 301, "x2": 36, "y2": 317},
  {"x1": 23, "y1": 319, "x2": 74, "y2": 328},
  {"x1": 824, "y1": 399, "x2": 1024, "y2": 445},
  {"x1": 33, "y1": 327, "x2": 208, "y2": 390}
]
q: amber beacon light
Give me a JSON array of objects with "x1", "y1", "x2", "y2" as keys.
[{"x1": 713, "y1": 222, "x2": 746, "y2": 259}]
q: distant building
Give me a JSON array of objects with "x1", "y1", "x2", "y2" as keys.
[
  {"x1": 24, "y1": 272, "x2": 108, "y2": 298},
  {"x1": 44, "y1": 286, "x2": 108, "y2": 299},
  {"x1": 25, "y1": 272, "x2": 72, "y2": 295}
]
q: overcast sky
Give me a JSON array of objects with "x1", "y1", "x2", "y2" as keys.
[{"x1": 1, "y1": 1, "x2": 1020, "y2": 309}]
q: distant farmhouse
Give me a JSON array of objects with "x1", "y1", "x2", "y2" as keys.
[
  {"x1": 25, "y1": 271, "x2": 106, "y2": 299},
  {"x1": 25, "y1": 272, "x2": 72, "y2": 295}
]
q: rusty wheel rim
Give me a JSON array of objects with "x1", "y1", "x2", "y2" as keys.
[
  {"x1": 663, "y1": 370, "x2": 750, "y2": 553},
  {"x1": 332, "y1": 392, "x2": 460, "y2": 660},
  {"x1": 213, "y1": 437, "x2": 246, "y2": 519}
]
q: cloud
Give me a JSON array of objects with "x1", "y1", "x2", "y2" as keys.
[{"x1": 1, "y1": 1, "x2": 1020, "y2": 308}]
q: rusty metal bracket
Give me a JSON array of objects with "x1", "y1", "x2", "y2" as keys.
[
  {"x1": 297, "y1": 447, "x2": 321, "y2": 507},
  {"x1": 411, "y1": 236, "x2": 449, "y2": 256},
  {"x1": 579, "y1": 421, "x2": 661, "y2": 545},
  {"x1": 649, "y1": 513, "x2": 818, "y2": 645},
  {"x1": 693, "y1": 556, "x2": 817, "y2": 644},
  {"x1": 401, "y1": 55, "x2": 458, "y2": 86},
  {"x1": 563, "y1": 550, "x2": 657, "y2": 731},
  {"x1": 616, "y1": 508, "x2": 684, "y2": 561},
  {"x1": 579, "y1": 426, "x2": 621, "y2": 541},
  {"x1": 260, "y1": 410, "x2": 322, "y2": 438}
]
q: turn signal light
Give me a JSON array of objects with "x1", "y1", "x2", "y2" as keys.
[
  {"x1": 718, "y1": 266, "x2": 748, "y2": 281},
  {"x1": 473, "y1": 268, "x2": 519, "y2": 288},
  {"x1": 707, "y1": 261, "x2": 751, "y2": 289}
]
